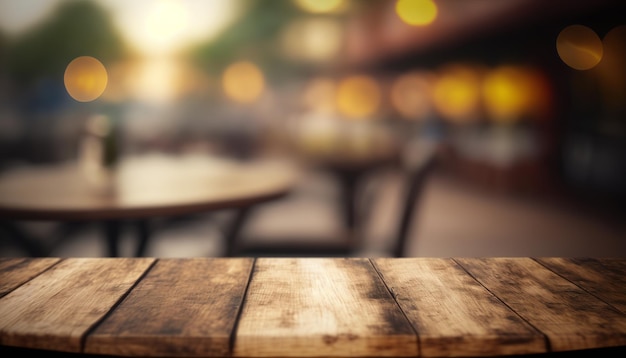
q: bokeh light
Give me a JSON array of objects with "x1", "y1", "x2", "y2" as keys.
[
  {"x1": 482, "y1": 66, "x2": 535, "y2": 123},
  {"x1": 336, "y1": 75, "x2": 381, "y2": 119},
  {"x1": 143, "y1": 0, "x2": 188, "y2": 54},
  {"x1": 390, "y1": 71, "x2": 434, "y2": 120},
  {"x1": 281, "y1": 18, "x2": 344, "y2": 64},
  {"x1": 556, "y1": 25, "x2": 603, "y2": 70},
  {"x1": 64, "y1": 56, "x2": 108, "y2": 102},
  {"x1": 395, "y1": 0, "x2": 438, "y2": 27},
  {"x1": 110, "y1": 0, "x2": 244, "y2": 57},
  {"x1": 222, "y1": 61, "x2": 265, "y2": 104},
  {"x1": 293, "y1": 0, "x2": 347, "y2": 14},
  {"x1": 432, "y1": 64, "x2": 482, "y2": 123}
]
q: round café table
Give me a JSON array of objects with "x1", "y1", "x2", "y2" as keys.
[{"x1": 0, "y1": 152, "x2": 299, "y2": 257}]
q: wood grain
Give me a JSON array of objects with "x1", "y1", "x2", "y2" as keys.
[
  {"x1": 0, "y1": 258, "x2": 154, "y2": 353},
  {"x1": 85, "y1": 258, "x2": 254, "y2": 357},
  {"x1": 536, "y1": 257, "x2": 626, "y2": 314},
  {"x1": 456, "y1": 257, "x2": 626, "y2": 353},
  {"x1": 373, "y1": 258, "x2": 546, "y2": 357},
  {"x1": 0, "y1": 258, "x2": 60, "y2": 298},
  {"x1": 233, "y1": 258, "x2": 417, "y2": 357}
]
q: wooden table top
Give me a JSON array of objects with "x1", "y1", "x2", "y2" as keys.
[
  {"x1": 0, "y1": 153, "x2": 299, "y2": 220},
  {"x1": 1, "y1": 257, "x2": 625, "y2": 357}
]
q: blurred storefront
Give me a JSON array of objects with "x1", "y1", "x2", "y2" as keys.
[{"x1": 0, "y1": 0, "x2": 624, "y2": 211}]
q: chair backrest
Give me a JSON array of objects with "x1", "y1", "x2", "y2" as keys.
[{"x1": 392, "y1": 141, "x2": 439, "y2": 257}]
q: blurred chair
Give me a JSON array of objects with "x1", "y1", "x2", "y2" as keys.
[
  {"x1": 227, "y1": 138, "x2": 439, "y2": 257},
  {"x1": 390, "y1": 140, "x2": 439, "y2": 257}
]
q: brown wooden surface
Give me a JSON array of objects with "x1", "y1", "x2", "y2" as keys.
[
  {"x1": 0, "y1": 153, "x2": 299, "y2": 220},
  {"x1": 0, "y1": 258, "x2": 60, "y2": 298},
  {"x1": 536, "y1": 257, "x2": 626, "y2": 314},
  {"x1": 0, "y1": 258, "x2": 154, "y2": 353},
  {"x1": 455, "y1": 257, "x2": 626, "y2": 353},
  {"x1": 234, "y1": 258, "x2": 418, "y2": 357},
  {"x1": 0, "y1": 257, "x2": 625, "y2": 357},
  {"x1": 85, "y1": 258, "x2": 254, "y2": 357},
  {"x1": 373, "y1": 258, "x2": 546, "y2": 357}
]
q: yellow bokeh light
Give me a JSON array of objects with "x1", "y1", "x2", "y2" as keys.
[
  {"x1": 483, "y1": 66, "x2": 553, "y2": 123},
  {"x1": 390, "y1": 71, "x2": 434, "y2": 120},
  {"x1": 395, "y1": 0, "x2": 438, "y2": 27},
  {"x1": 336, "y1": 75, "x2": 381, "y2": 119},
  {"x1": 64, "y1": 56, "x2": 108, "y2": 102},
  {"x1": 556, "y1": 25, "x2": 603, "y2": 70},
  {"x1": 281, "y1": 18, "x2": 344, "y2": 64},
  {"x1": 482, "y1": 66, "x2": 535, "y2": 123},
  {"x1": 222, "y1": 61, "x2": 265, "y2": 104},
  {"x1": 432, "y1": 65, "x2": 482, "y2": 123},
  {"x1": 293, "y1": 0, "x2": 347, "y2": 14}
]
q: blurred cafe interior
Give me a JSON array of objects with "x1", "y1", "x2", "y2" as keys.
[{"x1": 0, "y1": 0, "x2": 625, "y2": 258}]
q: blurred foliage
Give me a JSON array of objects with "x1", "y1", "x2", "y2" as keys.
[
  {"x1": 187, "y1": 0, "x2": 377, "y2": 82},
  {"x1": 188, "y1": 0, "x2": 300, "y2": 81},
  {"x1": 3, "y1": 0, "x2": 127, "y2": 87}
]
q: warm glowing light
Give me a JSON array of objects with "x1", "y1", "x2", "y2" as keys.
[
  {"x1": 0, "y1": 0, "x2": 243, "y2": 56},
  {"x1": 432, "y1": 65, "x2": 482, "y2": 123},
  {"x1": 145, "y1": 0, "x2": 188, "y2": 46},
  {"x1": 395, "y1": 0, "x2": 438, "y2": 26},
  {"x1": 293, "y1": 0, "x2": 347, "y2": 14},
  {"x1": 109, "y1": 0, "x2": 243, "y2": 56},
  {"x1": 64, "y1": 56, "x2": 108, "y2": 102},
  {"x1": 222, "y1": 61, "x2": 265, "y2": 104},
  {"x1": 302, "y1": 77, "x2": 337, "y2": 113},
  {"x1": 390, "y1": 71, "x2": 434, "y2": 120},
  {"x1": 557, "y1": 25, "x2": 603, "y2": 70},
  {"x1": 134, "y1": 59, "x2": 188, "y2": 103},
  {"x1": 281, "y1": 18, "x2": 344, "y2": 64},
  {"x1": 103, "y1": 58, "x2": 211, "y2": 104},
  {"x1": 483, "y1": 66, "x2": 535, "y2": 123},
  {"x1": 336, "y1": 75, "x2": 381, "y2": 119}
]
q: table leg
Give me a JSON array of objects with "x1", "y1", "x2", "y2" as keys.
[
  {"x1": 336, "y1": 170, "x2": 361, "y2": 250},
  {"x1": 134, "y1": 220, "x2": 151, "y2": 257},
  {"x1": 102, "y1": 220, "x2": 122, "y2": 257},
  {"x1": 224, "y1": 207, "x2": 253, "y2": 257}
]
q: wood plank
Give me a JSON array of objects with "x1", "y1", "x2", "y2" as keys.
[
  {"x1": 0, "y1": 258, "x2": 154, "y2": 353},
  {"x1": 455, "y1": 258, "x2": 626, "y2": 353},
  {"x1": 85, "y1": 258, "x2": 254, "y2": 357},
  {"x1": 233, "y1": 258, "x2": 417, "y2": 357},
  {"x1": 0, "y1": 258, "x2": 60, "y2": 298},
  {"x1": 536, "y1": 258, "x2": 626, "y2": 314},
  {"x1": 373, "y1": 258, "x2": 546, "y2": 357}
]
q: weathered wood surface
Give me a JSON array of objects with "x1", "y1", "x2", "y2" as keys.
[
  {"x1": 536, "y1": 257, "x2": 626, "y2": 314},
  {"x1": 455, "y1": 257, "x2": 626, "y2": 353},
  {"x1": 0, "y1": 258, "x2": 60, "y2": 297},
  {"x1": 0, "y1": 258, "x2": 625, "y2": 357},
  {"x1": 85, "y1": 258, "x2": 254, "y2": 357},
  {"x1": 233, "y1": 258, "x2": 418, "y2": 357},
  {"x1": 0, "y1": 258, "x2": 154, "y2": 353},
  {"x1": 373, "y1": 258, "x2": 546, "y2": 357}
]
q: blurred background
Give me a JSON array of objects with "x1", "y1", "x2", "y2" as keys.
[{"x1": 0, "y1": 0, "x2": 625, "y2": 257}]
